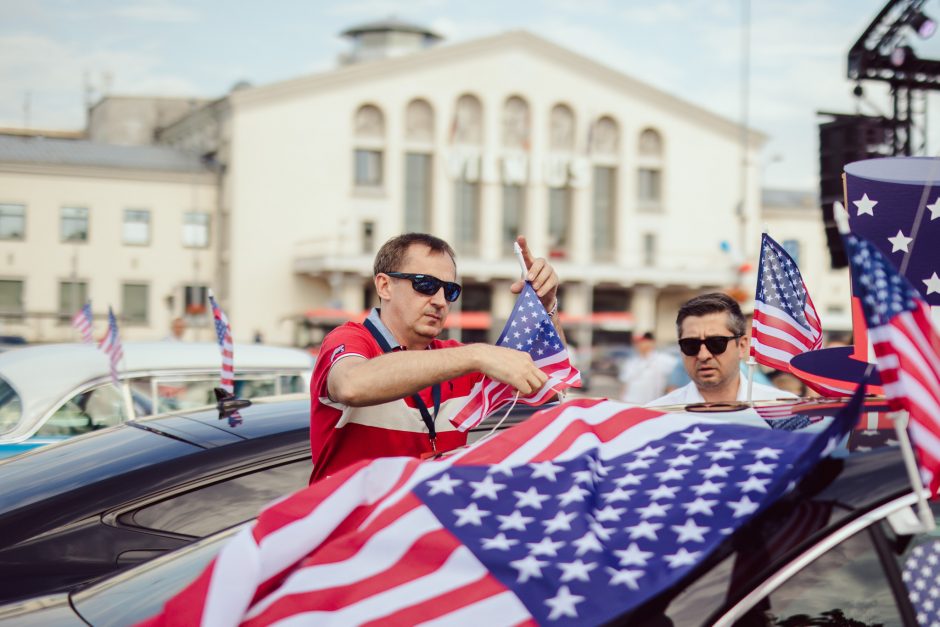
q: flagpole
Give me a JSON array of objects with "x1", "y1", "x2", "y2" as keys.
[
  {"x1": 512, "y1": 241, "x2": 527, "y2": 279},
  {"x1": 891, "y1": 410, "x2": 936, "y2": 532}
]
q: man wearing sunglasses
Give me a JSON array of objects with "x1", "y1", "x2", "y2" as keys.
[
  {"x1": 309, "y1": 232, "x2": 563, "y2": 481},
  {"x1": 648, "y1": 293, "x2": 795, "y2": 406}
]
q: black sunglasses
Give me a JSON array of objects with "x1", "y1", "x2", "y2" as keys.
[
  {"x1": 386, "y1": 272, "x2": 462, "y2": 302},
  {"x1": 678, "y1": 335, "x2": 743, "y2": 357}
]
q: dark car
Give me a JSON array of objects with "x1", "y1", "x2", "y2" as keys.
[
  {"x1": 0, "y1": 433, "x2": 931, "y2": 626},
  {"x1": 0, "y1": 394, "x2": 543, "y2": 604}
]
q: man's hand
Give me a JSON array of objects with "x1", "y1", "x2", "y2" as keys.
[
  {"x1": 470, "y1": 344, "x2": 549, "y2": 396},
  {"x1": 510, "y1": 235, "x2": 558, "y2": 310}
]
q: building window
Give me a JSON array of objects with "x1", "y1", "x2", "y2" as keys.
[
  {"x1": 61, "y1": 207, "x2": 89, "y2": 242},
  {"x1": 502, "y1": 184, "x2": 525, "y2": 256},
  {"x1": 782, "y1": 238, "x2": 801, "y2": 265},
  {"x1": 405, "y1": 99, "x2": 434, "y2": 143},
  {"x1": 549, "y1": 104, "x2": 576, "y2": 152},
  {"x1": 454, "y1": 179, "x2": 480, "y2": 255},
  {"x1": 502, "y1": 96, "x2": 530, "y2": 150},
  {"x1": 404, "y1": 153, "x2": 432, "y2": 231},
  {"x1": 59, "y1": 281, "x2": 88, "y2": 320},
  {"x1": 452, "y1": 94, "x2": 483, "y2": 145},
  {"x1": 593, "y1": 166, "x2": 617, "y2": 259},
  {"x1": 182, "y1": 212, "x2": 210, "y2": 248},
  {"x1": 354, "y1": 104, "x2": 385, "y2": 189},
  {"x1": 122, "y1": 283, "x2": 149, "y2": 324},
  {"x1": 354, "y1": 149, "x2": 383, "y2": 187},
  {"x1": 0, "y1": 280, "x2": 24, "y2": 319},
  {"x1": 643, "y1": 232, "x2": 657, "y2": 266},
  {"x1": 638, "y1": 168, "x2": 662, "y2": 209},
  {"x1": 0, "y1": 204, "x2": 25, "y2": 240},
  {"x1": 591, "y1": 116, "x2": 620, "y2": 156},
  {"x1": 123, "y1": 209, "x2": 151, "y2": 246},
  {"x1": 184, "y1": 285, "x2": 208, "y2": 317},
  {"x1": 362, "y1": 221, "x2": 375, "y2": 254},
  {"x1": 548, "y1": 187, "x2": 572, "y2": 257}
]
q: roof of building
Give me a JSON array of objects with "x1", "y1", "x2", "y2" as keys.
[
  {"x1": 341, "y1": 18, "x2": 441, "y2": 39},
  {"x1": 0, "y1": 134, "x2": 211, "y2": 173},
  {"x1": 762, "y1": 188, "x2": 817, "y2": 209}
]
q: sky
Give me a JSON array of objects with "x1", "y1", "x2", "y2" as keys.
[{"x1": 4, "y1": 0, "x2": 940, "y2": 190}]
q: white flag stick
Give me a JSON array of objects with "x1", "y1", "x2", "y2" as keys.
[
  {"x1": 513, "y1": 241, "x2": 528, "y2": 280},
  {"x1": 746, "y1": 357, "x2": 756, "y2": 404}
]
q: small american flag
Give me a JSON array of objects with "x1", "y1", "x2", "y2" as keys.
[
  {"x1": 142, "y1": 393, "x2": 862, "y2": 626},
  {"x1": 97, "y1": 307, "x2": 123, "y2": 387},
  {"x1": 902, "y1": 540, "x2": 940, "y2": 626},
  {"x1": 208, "y1": 291, "x2": 234, "y2": 394},
  {"x1": 751, "y1": 233, "x2": 823, "y2": 370},
  {"x1": 846, "y1": 232, "x2": 940, "y2": 495},
  {"x1": 449, "y1": 283, "x2": 580, "y2": 431},
  {"x1": 71, "y1": 301, "x2": 94, "y2": 344}
]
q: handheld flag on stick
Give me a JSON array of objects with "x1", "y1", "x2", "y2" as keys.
[
  {"x1": 71, "y1": 301, "x2": 94, "y2": 344},
  {"x1": 143, "y1": 394, "x2": 863, "y2": 626},
  {"x1": 208, "y1": 291, "x2": 234, "y2": 394},
  {"x1": 448, "y1": 282, "x2": 580, "y2": 431},
  {"x1": 98, "y1": 307, "x2": 123, "y2": 387},
  {"x1": 751, "y1": 233, "x2": 823, "y2": 371},
  {"x1": 845, "y1": 232, "x2": 940, "y2": 496}
]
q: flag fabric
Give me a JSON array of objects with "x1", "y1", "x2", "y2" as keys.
[
  {"x1": 208, "y1": 292, "x2": 234, "y2": 394},
  {"x1": 143, "y1": 395, "x2": 862, "y2": 627},
  {"x1": 448, "y1": 283, "x2": 580, "y2": 431},
  {"x1": 751, "y1": 233, "x2": 823, "y2": 371},
  {"x1": 902, "y1": 540, "x2": 940, "y2": 626},
  {"x1": 71, "y1": 301, "x2": 94, "y2": 344},
  {"x1": 845, "y1": 232, "x2": 940, "y2": 495},
  {"x1": 98, "y1": 307, "x2": 123, "y2": 387}
]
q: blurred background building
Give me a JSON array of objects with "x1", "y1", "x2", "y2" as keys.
[{"x1": 0, "y1": 19, "x2": 849, "y2": 349}]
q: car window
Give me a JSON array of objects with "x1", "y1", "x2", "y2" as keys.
[
  {"x1": 37, "y1": 384, "x2": 127, "y2": 436},
  {"x1": 127, "y1": 460, "x2": 310, "y2": 537},
  {"x1": 731, "y1": 528, "x2": 902, "y2": 626},
  {"x1": 148, "y1": 373, "x2": 304, "y2": 414},
  {"x1": 0, "y1": 376, "x2": 22, "y2": 435}
]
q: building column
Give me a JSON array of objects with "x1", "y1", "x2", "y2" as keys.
[
  {"x1": 564, "y1": 281, "x2": 594, "y2": 359},
  {"x1": 480, "y1": 155, "x2": 500, "y2": 261},
  {"x1": 631, "y1": 284, "x2": 658, "y2": 336},
  {"x1": 490, "y1": 279, "x2": 516, "y2": 343}
]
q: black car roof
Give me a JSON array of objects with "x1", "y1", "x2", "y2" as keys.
[{"x1": 0, "y1": 397, "x2": 311, "y2": 548}]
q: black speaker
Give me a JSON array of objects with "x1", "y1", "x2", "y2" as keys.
[{"x1": 817, "y1": 113, "x2": 893, "y2": 268}]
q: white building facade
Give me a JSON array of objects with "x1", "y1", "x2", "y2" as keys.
[{"x1": 223, "y1": 28, "x2": 766, "y2": 347}]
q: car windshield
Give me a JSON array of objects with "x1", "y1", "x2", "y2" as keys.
[{"x1": 0, "y1": 376, "x2": 22, "y2": 436}]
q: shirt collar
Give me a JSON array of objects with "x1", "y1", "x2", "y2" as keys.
[{"x1": 366, "y1": 307, "x2": 403, "y2": 350}]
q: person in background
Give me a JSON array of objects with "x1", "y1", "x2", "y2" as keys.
[
  {"x1": 308, "y1": 233, "x2": 564, "y2": 482},
  {"x1": 163, "y1": 317, "x2": 186, "y2": 342},
  {"x1": 649, "y1": 293, "x2": 796, "y2": 406},
  {"x1": 618, "y1": 331, "x2": 676, "y2": 405}
]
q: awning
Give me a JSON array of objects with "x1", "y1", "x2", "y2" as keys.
[{"x1": 302, "y1": 309, "x2": 366, "y2": 324}]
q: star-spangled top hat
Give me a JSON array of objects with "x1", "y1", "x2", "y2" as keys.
[{"x1": 790, "y1": 157, "x2": 940, "y2": 396}]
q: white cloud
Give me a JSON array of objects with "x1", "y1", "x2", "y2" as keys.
[
  {"x1": 112, "y1": 0, "x2": 198, "y2": 23},
  {"x1": 326, "y1": 0, "x2": 446, "y2": 19}
]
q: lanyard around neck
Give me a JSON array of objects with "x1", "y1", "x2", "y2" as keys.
[{"x1": 362, "y1": 318, "x2": 441, "y2": 451}]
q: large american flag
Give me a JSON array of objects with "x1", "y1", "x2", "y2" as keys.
[
  {"x1": 71, "y1": 301, "x2": 94, "y2": 344},
  {"x1": 98, "y1": 307, "x2": 123, "y2": 387},
  {"x1": 751, "y1": 233, "x2": 823, "y2": 371},
  {"x1": 449, "y1": 283, "x2": 580, "y2": 431},
  {"x1": 143, "y1": 395, "x2": 861, "y2": 626},
  {"x1": 845, "y1": 232, "x2": 940, "y2": 495},
  {"x1": 208, "y1": 291, "x2": 235, "y2": 394}
]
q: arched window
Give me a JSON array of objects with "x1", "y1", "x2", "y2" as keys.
[
  {"x1": 452, "y1": 94, "x2": 483, "y2": 145},
  {"x1": 549, "y1": 104, "x2": 576, "y2": 152},
  {"x1": 353, "y1": 104, "x2": 385, "y2": 188},
  {"x1": 405, "y1": 99, "x2": 434, "y2": 144},
  {"x1": 637, "y1": 127, "x2": 664, "y2": 211},
  {"x1": 639, "y1": 128, "x2": 663, "y2": 157},
  {"x1": 502, "y1": 96, "x2": 530, "y2": 150},
  {"x1": 591, "y1": 115, "x2": 619, "y2": 156}
]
